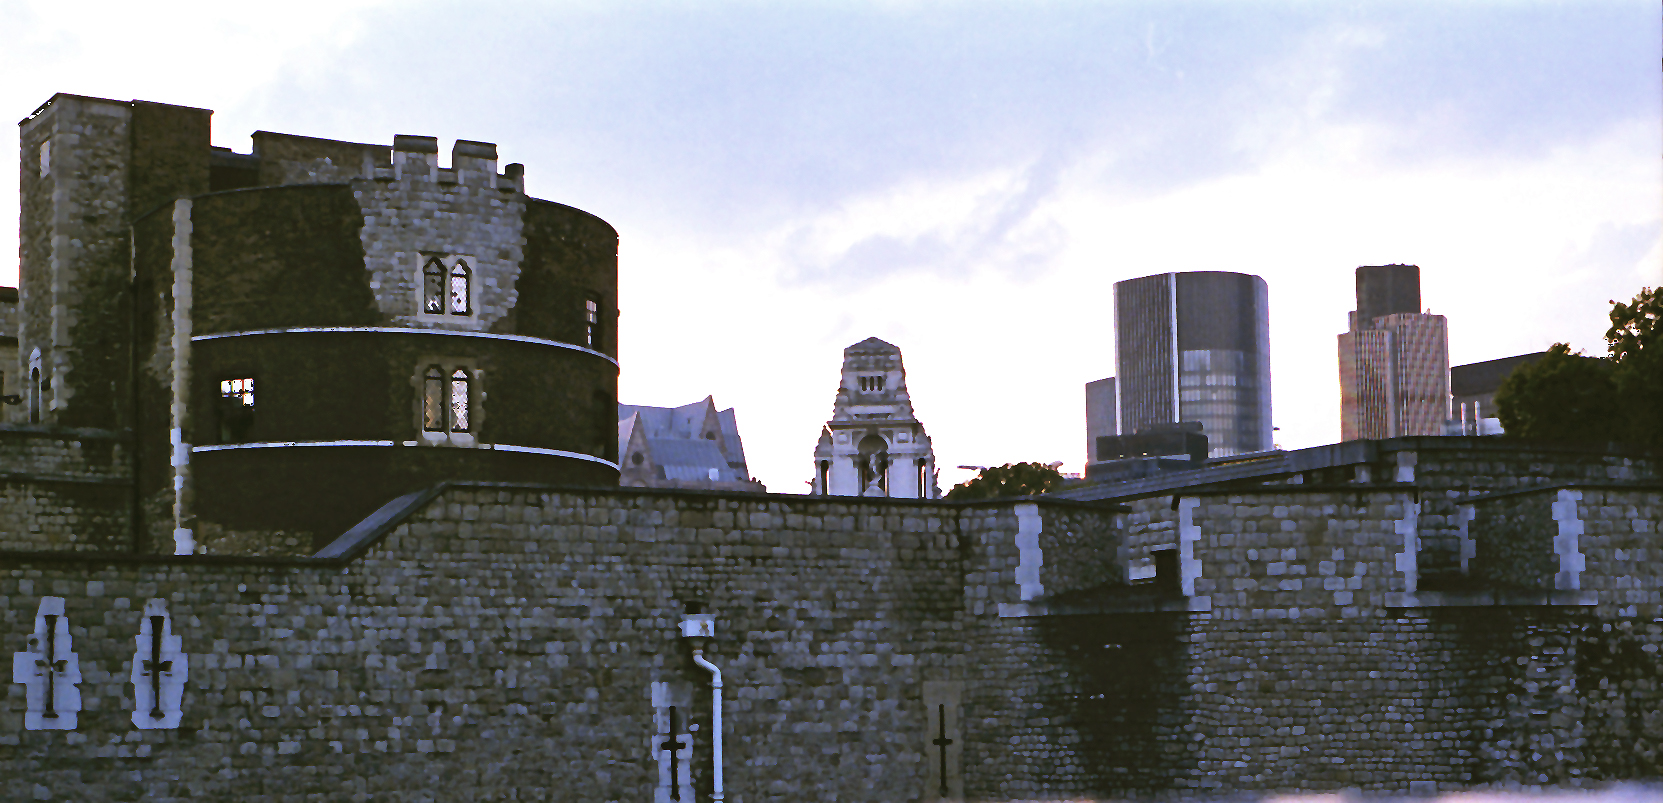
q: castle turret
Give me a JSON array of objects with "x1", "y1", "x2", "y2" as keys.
[{"x1": 17, "y1": 93, "x2": 622, "y2": 553}]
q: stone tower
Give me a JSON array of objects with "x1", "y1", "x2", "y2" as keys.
[
  {"x1": 811, "y1": 337, "x2": 937, "y2": 498},
  {"x1": 15, "y1": 93, "x2": 621, "y2": 553}
]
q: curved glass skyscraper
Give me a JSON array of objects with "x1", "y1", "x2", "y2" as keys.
[{"x1": 1112, "y1": 271, "x2": 1273, "y2": 458}]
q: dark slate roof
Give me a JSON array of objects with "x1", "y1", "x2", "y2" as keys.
[{"x1": 644, "y1": 438, "x2": 728, "y2": 470}]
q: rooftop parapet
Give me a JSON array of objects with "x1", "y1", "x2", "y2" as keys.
[{"x1": 379, "y1": 134, "x2": 520, "y2": 190}]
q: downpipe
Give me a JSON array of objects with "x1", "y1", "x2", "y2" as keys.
[{"x1": 691, "y1": 648, "x2": 724, "y2": 802}]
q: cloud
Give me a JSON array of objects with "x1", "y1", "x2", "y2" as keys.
[
  {"x1": 767, "y1": 151, "x2": 1070, "y2": 288},
  {"x1": 0, "y1": 2, "x2": 1656, "y2": 492}
]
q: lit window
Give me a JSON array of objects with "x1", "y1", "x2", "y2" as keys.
[
  {"x1": 858, "y1": 375, "x2": 885, "y2": 393},
  {"x1": 217, "y1": 377, "x2": 255, "y2": 443},
  {"x1": 584, "y1": 294, "x2": 602, "y2": 349},
  {"x1": 422, "y1": 259, "x2": 445, "y2": 314},
  {"x1": 449, "y1": 261, "x2": 472, "y2": 315},
  {"x1": 423, "y1": 366, "x2": 445, "y2": 431},
  {"x1": 221, "y1": 377, "x2": 254, "y2": 406},
  {"x1": 450, "y1": 369, "x2": 471, "y2": 432}
]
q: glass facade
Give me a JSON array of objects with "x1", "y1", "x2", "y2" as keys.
[
  {"x1": 1178, "y1": 348, "x2": 1262, "y2": 456},
  {"x1": 1113, "y1": 271, "x2": 1272, "y2": 459}
]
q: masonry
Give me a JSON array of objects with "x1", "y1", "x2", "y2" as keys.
[
  {"x1": 4, "y1": 436, "x2": 1662, "y2": 801},
  {"x1": 2, "y1": 485, "x2": 1118, "y2": 802},
  {"x1": 17, "y1": 93, "x2": 621, "y2": 558}
]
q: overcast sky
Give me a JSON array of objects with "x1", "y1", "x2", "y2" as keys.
[{"x1": 3, "y1": 1, "x2": 1659, "y2": 492}]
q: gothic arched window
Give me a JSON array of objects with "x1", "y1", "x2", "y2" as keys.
[
  {"x1": 423, "y1": 366, "x2": 445, "y2": 431},
  {"x1": 450, "y1": 368, "x2": 471, "y2": 432},
  {"x1": 449, "y1": 261, "x2": 472, "y2": 315},
  {"x1": 422, "y1": 258, "x2": 445, "y2": 314}
]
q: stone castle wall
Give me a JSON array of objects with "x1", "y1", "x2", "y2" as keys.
[
  {"x1": 0, "y1": 427, "x2": 130, "y2": 552},
  {"x1": 1, "y1": 472, "x2": 1660, "y2": 801},
  {"x1": 0, "y1": 487, "x2": 1068, "y2": 802}
]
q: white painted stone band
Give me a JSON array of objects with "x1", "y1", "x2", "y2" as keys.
[
  {"x1": 190, "y1": 327, "x2": 619, "y2": 368},
  {"x1": 194, "y1": 440, "x2": 397, "y2": 451},
  {"x1": 192, "y1": 440, "x2": 620, "y2": 469},
  {"x1": 486, "y1": 443, "x2": 620, "y2": 468}
]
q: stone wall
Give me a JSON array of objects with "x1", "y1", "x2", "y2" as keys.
[
  {"x1": 1471, "y1": 489, "x2": 1560, "y2": 591},
  {"x1": 3, "y1": 486, "x2": 1109, "y2": 802},
  {"x1": 355, "y1": 147, "x2": 527, "y2": 329},
  {"x1": 2, "y1": 474, "x2": 1660, "y2": 800},
  {"x1": 0, "y1": 427, "x2": 131, "y2": 552},
  {"x1": 1579, "y1": 487, "x2": 1663, "y2": 618}
]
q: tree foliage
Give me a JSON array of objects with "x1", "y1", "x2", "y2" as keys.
[
  {"x1": 1495, "y1": 287, "x2": 1661, "y2": 449},
  {"x1": 944, "y1": 462, "x2": 1065, "y2": 501}
]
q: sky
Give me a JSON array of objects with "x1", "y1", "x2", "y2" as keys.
[{"x1": 2, "y1": 1, "x2": 1659, "y2": 493}]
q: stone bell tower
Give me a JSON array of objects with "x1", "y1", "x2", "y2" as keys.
[{"x1": 811, "y1": 337, "x2": 937, "y2": 498}]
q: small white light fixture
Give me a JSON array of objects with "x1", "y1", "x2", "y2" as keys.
[{"x1": 680, "y1": 613, "x2": 715, "y2": 639}]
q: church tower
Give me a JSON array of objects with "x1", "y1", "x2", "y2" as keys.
[{"x1": 811, "y1": 337, "x2": 937, "y2": 498}]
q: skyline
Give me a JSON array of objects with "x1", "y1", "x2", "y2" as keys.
[{"x1": 3, "y1": 1, "x2": 1659, "y2": 492}]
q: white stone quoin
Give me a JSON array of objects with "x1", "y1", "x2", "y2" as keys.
[
  {"x1": 811, "y1": 337, "x2": 938, "y2": 498},
  {"x1": 131, "y1": 598, "x2": 189, "y2": 729},
  {"x1": 11, "y1": 596, "x2": 82, "y2": 730}
]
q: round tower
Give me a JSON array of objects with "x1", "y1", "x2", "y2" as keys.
[{"x1": 122, "y1": 125, "x2": 619, "y2": 551}]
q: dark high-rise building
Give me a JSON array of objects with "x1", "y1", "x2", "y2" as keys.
[
  {"x1": 1111, "y1": 271, "x2": 1273, "y2": 458},
  {"x1": 1355, "y1": 264, "x2": 1421, "y2": 326},
  {"x1": 1084, "y1": 377, "x2": 1116, "y2": 463},
  {"x1": 1449, "y1": 352, "x2": 1546, "y2": 433}
]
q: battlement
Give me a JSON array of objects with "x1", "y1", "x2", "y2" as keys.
[
  {"x1": 231, "y1": 129, "x2": 525, "y2": 192},
  {"x1": 380, "y1": 134, "x2": 522, "y2": 191}
]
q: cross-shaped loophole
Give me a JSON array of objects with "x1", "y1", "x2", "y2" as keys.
[
  {"x1": 657, "y1": 705, "x2": 690, "y2": 801},
  {"x1": 932, "y1": 703, "x2": 954, "y2": 797},
  {"x1": 142, "y1": 615, "x2": 172, "y2": 719}
]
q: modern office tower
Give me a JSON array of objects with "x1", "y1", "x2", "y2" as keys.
[
  {"x1": 1084, "y1": 377, "x2": 1117, "y2": 463},
  {"x1": 1112, "y1": 272, "x2": 1273, "y2": 458},
  {"x1": 1338, "y1": 265, "x2": 1450, "y2": 440}
]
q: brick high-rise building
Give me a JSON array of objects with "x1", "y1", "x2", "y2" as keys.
[{"x1": 1338, "y1": 265, "x2": 1449, "y2": 440}]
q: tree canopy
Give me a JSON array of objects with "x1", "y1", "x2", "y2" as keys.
[
  {"x1": 1495, "y1": 287, "x2": 1661, "y2": 450},
  {"x1": 944, "y1": 462, "x2": 1065, "y2": 501}
]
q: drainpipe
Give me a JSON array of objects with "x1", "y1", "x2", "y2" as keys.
[
  {"x1": 692, "y1": 648, "x2": 724, "y2": 802},
  {"x1": 681, "y1": 612, "x2": 723, "y2": 802}
]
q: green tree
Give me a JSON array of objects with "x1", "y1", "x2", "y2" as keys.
[
  {"x1": 1608, "y1": 287, "x2": 1662, "y2": 449},
  {"x1": 1493, "y1": 343, "x2": 1620, "y2": 442},
  {"x1": 1495, "y1": 287, "x2": 1660, "y2": 449},
  {"x1": 944, "y1": 462, "x2": 1065, "y2": 501}
]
